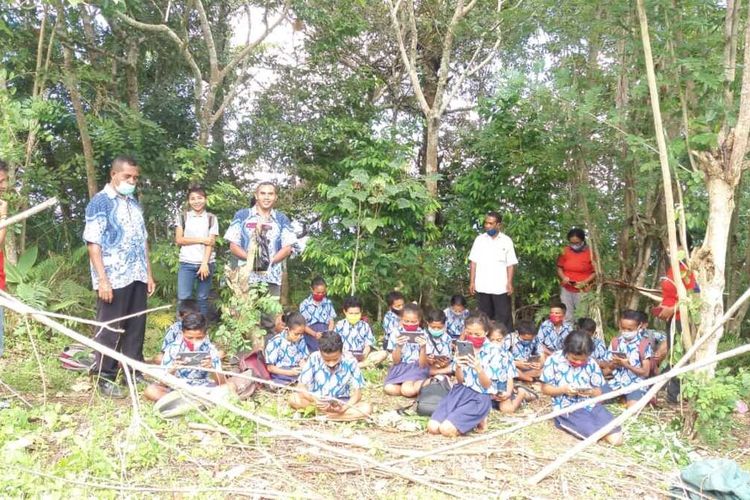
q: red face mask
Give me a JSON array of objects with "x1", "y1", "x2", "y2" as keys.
[
  {"x1": 466, "y1": 335, "x2": 486, "y2": 348},
  {"x1": 568, "y1": 359, "x2": 587, "y2": 368},
  {"x1": 312, "y1": 292, "x2": 326, "y2": 302},
  {"x1": 402, "y1": 323, "x2": 419, "y2": 332},
  {"x1": 549, "y1": 313, "x2": 564, "y2": 324},
  {"x1": 184, "y1": 339, "x2": 195, "y2": 351}
]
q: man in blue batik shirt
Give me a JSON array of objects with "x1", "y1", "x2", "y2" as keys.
[
  {"x1": 224, "y1": 182, "x2": 297, "y2": 298},
  {"x1": 83, "y1": 156, "x2": 155, "y2": 398}
]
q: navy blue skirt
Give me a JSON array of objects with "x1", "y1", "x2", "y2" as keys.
[
  {"x1": 431, "y1": 384, "x2": 492, "y2": 434},
  {"x1": 383, "y1": 362, "x2": 430, "y2": 385},
  {"x1": 554, "y1": 405, "x2": 621, "y2": 439},
  {"x1": 270, "y1": 373, "x2": 298, "y2": 385},
  {"x1": 305, "y1": 322, "x2": 328, "y2": 352}
]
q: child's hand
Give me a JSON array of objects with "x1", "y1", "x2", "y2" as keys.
[
  {"x1": 517, "y1": 360, "x2": 531, "y2": 370},
  {"x1": 529, "y1": 362, "x2": 541, "y2": 370},
  {"x1": 315, "y1": 331, "x2": 323, "y2": 339},
  {"x1": 416, "y1": 336, "x2": 427, "y2": 347},
  {"x1": 290, "y1": 366, "x2": 302, "y2": 376},
  {"x1": 396, "y1": 335, "x2": 409, "y2": 346},
  {"x1": 468, "y1": 354, "x2": 481, "y2": 371},
  {"x1": 199, "y1": 357, "x2": 212, "y2": 369},
  {"x1": 496, "y1": 390, "x2": 511, "y2": 401}
]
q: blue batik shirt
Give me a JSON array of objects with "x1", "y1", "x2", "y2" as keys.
[
  {"x1": 161, "y1": 321, "x2": 182, "y2": 352},
  {"x1": 83, "y1": 184, "x2": 148, "y2": 290},
  {"x1": 334, "y1": 319, "x2": 376, "y2": 354},
  {"x1": 541, "y1": 351, "x2": 606, "y2": 410},
  {"x1": 425, "y1": 331, "x2": 453, "y2": 358},
  {"x1": 223, "y1": 207, "x2": 297, "y2": 286},
  {"x1": 502, "y1": 332, "x2": 543, "y2": 361},
  {"x1": 537, "y1": 320, "x2": 572, "y2": 352},
  {"x1": 162, "y1": 335, "x2": 221, "y2": 386},
  {"x1": 299, "y1": 351, "x2": 365, "y2": 400},
  {"x1": 459, "y1": 342, "x2": 517, "y2": 395},
  {"x1": 264, "y1": 330, "x2": 310, "y2": 369},
  {"x1": 444, "y1": 308, "x2": 469, "y2": 339},
  {"x1": 382, "y1": 311, "x2": 400, "y2": 347},
  {"x1": 299, "y1": 296, "x2": 336, "y2": 326},
  {"x1": 386, "y1": 327, "x2": 424, "y2": 363},
  {"x1": 641, "y1": 328, "x2": 666, "y2": 349},
  {"x1": 609, "y1": 333, "x2": 653, "y2": 390},
  {"x1": 591, "y1": 337, "x2": 611, "y2": 362}
]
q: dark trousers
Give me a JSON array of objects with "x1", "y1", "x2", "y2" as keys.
[
  {"x1": 92, "y1": 281, "x2": 148, "y2": 380},
  {"x1": 476, "y1": 292, "x2": 512, "y2": 330}
]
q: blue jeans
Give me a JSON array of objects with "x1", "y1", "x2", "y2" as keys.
[{"x1": 177, "y1": 262, "x2": 214, "y2": 318}]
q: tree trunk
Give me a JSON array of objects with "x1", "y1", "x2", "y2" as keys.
[
  {"x1": 424, "y1": 115, "x2": 440, "y2": 224},
  {"x1": 125, "y1": 39, "x2": 140, "y2": 112}
]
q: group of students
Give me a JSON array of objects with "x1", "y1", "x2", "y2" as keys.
[{"x1": 144, "y1": 277, "x2": 670, "y2": 442}]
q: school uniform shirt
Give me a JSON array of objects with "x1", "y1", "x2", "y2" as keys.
[
  {"x1": 591, "y1": 337, "x2": 611, "y2": 362},
  {"x1": 459, "y1": 342, "x2": 517, "y2": 395},
  {"x1": 502, "y1": 332, "x2": 543, "y2": 361},
  {"x1": 536, "y1": 320, "x2": 572, "y2": 352},
  {"x1": 386, "y1": 327, "x2": 424, "y2": 363},
  {"x1": 161, "y1": 320, "x2": 182, "y2": 351},
  {"x1": 540, "y1": 351, "x2": 605, "y2": 410},
  {"x1": 444, "y1": 308, "x2": 469, "y2": 339},
  {"x1": 177, "y1": 210, "x2": 219, "y2": 264},
  {"x1": 382, "y1": 310, "x2": 400, "y2": 345},
  {"x1": 425, "y1": 331, "x2": 453, "y2": 358},
  {"x1": 468, "y1": 232, "x2": 518, "y2": 295},
  {"x1": 299, "y1": 295, "x2": 336, "y2": 326},
  {"x1": 162, "y1": 334, "x2": 221, "y2": 386},
  {"x1": 641, "y1": 328, "x2": 667, "y2": 347},
  {"x1": 83, "y1": 183, "x2": 148, "y2": 290},
  {"x1": 334, "y1": 319, "x2": 376, "y2": 354},
  {"x1": 264, "y1": 330, "x2": 310, "y2": 369},
  {"x1": 299, "y1": 351, "x2": 365, "y2": 400},
  {"x1": 608, "y1": 333, "x2": 654, "y2": 390},
  {"x1": 223, "y1": 206, "x2": 297, "y2": 286}
]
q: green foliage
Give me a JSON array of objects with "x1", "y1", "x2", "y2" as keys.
[{"x1": 213, "y1": 284, "x2": 282, "y2": 354}]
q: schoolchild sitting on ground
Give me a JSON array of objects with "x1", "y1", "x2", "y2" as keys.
[
  {"x1": 503, "y1": 319, "x2": 545, "y2": 382},
  {"x1": 288, "y1": 331, "x2": 372, "y2": 421},
  {"x1": 576, "y1": 317, "x2": 612, "y2": 374},
  {"x1": 154, "y1": 299, "x2": 201, "y2": 364},
  {"x1": 427, "y1": 313, "x2": 521, "y2": 437},
  {"x1": 381, "y1": 290, "x2": 405, "y2": 349},
  {"x1": 384, "y1": 303, "x2": 430, "y2": 397},
  {"x1": 421, "y1": 309, "x2": 454, "y2": 377},
  {"x1": 264, "y1": 312, "x2": 310, "y2": 384},
  {"x1": 334, "y1": 296, "x2": 388, "y2": 368},
  {"x1": 635, "y1": 310, "x2": 668, "y2": 376},
  {"x1": 537, "y1": 302, "x2": 572, "y2": 355},
  {"x1": 540, "y1": 330, "x2": 623, "y2": 445},
  {"x1": 144, "y1": 312, "x2": 225, "y2": 402},
  {"x1": 601, "y1": 310, "x2": 653, "y2": 407},
  {"x1": 299, "y1": 276, "x2": 336, "y2": 352},
  {"x1": 444, "y1": 294, "x2": 469, "y2": 340}
]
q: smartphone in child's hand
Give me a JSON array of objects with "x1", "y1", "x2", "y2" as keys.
[
  {"x1": 456, "y1": 340, "x2": 474, "y2": 358},
  {"x1": 528, "y1": 355, "x2": 541, "y2": 363},
  {"x1": 402, "y1": 330, "x2": 423, "y2": 343},
  {"x1": 611, "y1": 351, "x2": 627, "y2": 359},
  {"x1": 177, "y1": 351, "x2": 210, "y2": 366}
]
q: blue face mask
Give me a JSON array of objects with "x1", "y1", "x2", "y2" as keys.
[
  {"x1": 486, "y1": 228, "x2": 498, "y2": 237},
  {"x1": 116, "y1": 181, "x2": 136, "y2": 196},
  {"x1": 428, "y1": 328, "x2": 445, "y2": 338}
]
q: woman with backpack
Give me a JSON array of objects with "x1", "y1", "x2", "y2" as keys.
[{"x1": 175, "y1": 186, "x2": 219, "y2": 319}]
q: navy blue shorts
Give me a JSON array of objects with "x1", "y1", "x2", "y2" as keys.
[
  {"x1": 554, "y1": 405, "x2": 621, "y2": 439},
  {"x1": 601, "y1": 382, "x2": 647, "y2": 402}
]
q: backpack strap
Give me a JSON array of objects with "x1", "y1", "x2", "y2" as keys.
[{"x1": 637, "y1": 337, "x2": 651, "y2": 363}]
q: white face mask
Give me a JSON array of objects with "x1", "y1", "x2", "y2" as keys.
[{"x1": 621, "y1": 330, "x2": 638, "y2": 341}]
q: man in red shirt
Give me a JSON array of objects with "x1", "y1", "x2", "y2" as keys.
[{"x1": 556, "y1": 228, "x2": 597, "y2": 324}]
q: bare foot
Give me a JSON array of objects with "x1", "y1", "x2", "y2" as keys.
[{"x1": 476, "y1": 417, "x2": 488, "y2": 433}]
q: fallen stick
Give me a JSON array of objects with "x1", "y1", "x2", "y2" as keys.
[
  {"x1": 0, "y1": 294, "x2": 464, "y2": 498},
  {"x1": 0, "y1": 197, "x2": 58, "y2": 230}
]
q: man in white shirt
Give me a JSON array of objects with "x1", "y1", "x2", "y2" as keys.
[{"x1": 468, "y1": 211, "x2": 518, "y2": 329}]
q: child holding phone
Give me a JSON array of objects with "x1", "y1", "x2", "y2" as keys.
[
  {"x1": 540, "y1": 330, "x2": 623, "y2": 445},
  {"x1": 334, "y1": 296, "x2": 388, "y2": 368},
  {"x1": 264, "y1": 312, "x2": 310, "y2": 384},
  {"x1": 384, "y1": 303, "x2": 430, "y2": 397},
  {"x1": 421, "y1": 309, "x2": 454, "y2": 376},
  {"x1": 537, "y1": 302, "x2": 571, "y2": 355},
  {"x1": 427, "y1": 312, "x2": 521, "y2": 437},
  {"x1": 299, "y1": 276, "x2": 336, "y2": 351},
  {"x1": 144, "y1": 312, "x2": 225, "y2": 401},
  {"x1": 503, "y1": 320, "x2": 545, "y2": 382},
  {"x1": 602, "y1": 310, "x2": 652, "y2": 407}
]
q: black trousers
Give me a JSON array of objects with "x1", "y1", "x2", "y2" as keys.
[
  {"x1": 92, "y1": 281, "x2": 148, "y2": 380},
  {"x1": 476, "y1": 292, "x2": 513, "y2": 330}
]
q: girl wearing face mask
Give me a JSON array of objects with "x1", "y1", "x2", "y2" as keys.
[
  {"x1": 299, "y1": 276, "x2": 336, "y2": 352},
  {"x1": 540, "y1": 330, "x2": 623, "y2": 445},
  {"x1": 557, "y1": 227, "x2": 597, "y2": 324},
  {"x1": 383, "y1": 303, "x2": 430, "y2": 398},
  {"x1": 264, "y1": 312, "x2": 311, "y2": 384},
  {"x1": 420, "y1": 309, "x2": 454, "y2": 377}
]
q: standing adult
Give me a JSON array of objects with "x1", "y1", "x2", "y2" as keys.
[
  {"x1": 556, "y1": 228, "x2": 597, "y2": 324},
  {"x1": 468, "y1": 211, "x2": 518, "y2": 329},
  {"x1": 0, "y1": 160, "x2": 9, "y2": 357},
  {"x1": 83, "y1": 156, "x2": 155, "y2": 398},
  {"x1": 175, "y1": 185, "x2": 219, "y2": 319},
  {"x1": 224, "y1": 182, "x2": 297, "y2": 297}
]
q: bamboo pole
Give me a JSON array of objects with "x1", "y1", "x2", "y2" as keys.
[{"x1": 0, "y1": 197, "x2": 58, "y2": 230}]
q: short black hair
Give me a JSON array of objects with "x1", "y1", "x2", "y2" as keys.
[
  {"x1": 182, "y1": 312, "x2": 207, "y2": 332},
  {"x1": 621, "y1": 309, "x2": 641, "y2": 323},
  {"x1": 633, "y1": 310, "x2": 648, "y2": 325},
  {"x1": 567, "y1": 227, "x2": 586, "y2": 242},
  {"x1": 311, "y1": 276, "x2": 327, "y2": 288},
  {"x1": 178, "y1": 300, "x2": 200, "y2": 317},
  {"x1": 187, "y1": 185, "x2": 206, "y2": 198},
  {"x1": 284, "y1": 312, "x2": 307, "y2": 329},
  {"x1": 255, "y1": 181, "x2": 277, "y2": 193},
  {"x1": 465, "y1": 311, "x2": 490, "y2": 333},
  {"x1": 319, "y1": 331, "x2": 344, "y2": 354},
  {"x1": 486, "y1": 211, "x2": 502, "y2": 223},
  {"x1": 516, "y1": 319, "x2": 536, "y2": 335},
  {"x1": 386, "y1": 291, "x2": 404, "y2": 306},
  {"x1": 425, "y1": 308, "x2": 446, "y2": 324},
  {"x1": 449, "y1": 294, "x2": 467, "y2": 307},
  {"x1": 0, "y1": 159, "x2": 7, "y2": 173},
  {"x1": 402, "y1": 302, "x2": 422, "y2": 321},
  {"x1": 563, "y1": 330, "x2": 593, "y2": 356},
  {"x1": 576, "y1": 317, "x2": 597, "y2": 335},
  {"x1": 111, "y1": 155, "x2": 138, "y2": 172},
  {"x1": 550, "y1": 301, "x2": 567, "y2": 312},
  {"x1": 342, "y1": 296, "x2": 362, "y2": 311},
  {"x1": 489, "y1": 321, "x2": 509, "y2": 337}
]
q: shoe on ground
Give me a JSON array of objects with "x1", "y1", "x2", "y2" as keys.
[{"x1": 97, "y1": 378, "x2": 126, "y2": 399}]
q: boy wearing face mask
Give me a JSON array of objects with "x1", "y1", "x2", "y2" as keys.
[
  {"x1": 601, "y1": 310, "x2": 653, "y2": 407},
  {"x1": 537, "y1": 303, "x2": 571, "y2": 355},
  {"x1": 381, "y1": 291, "x2": 405, "y2": 350},
  {"x1": 334, "y1": 296, "x2": 388, "y2": 368},
  {"x1": 420, "y1": 309, "x2": 454, "y2": 376},
  {"x1": 289, "y1": 331, "x2": 371, "y2": 421},
  {"x1": 299, "y1": 276, "x2": 336, "y2": 352},
  {"x1": 503, "y1": 320, "x2": 545, "y2": 382}
]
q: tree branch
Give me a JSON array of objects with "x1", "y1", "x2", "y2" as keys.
[
  {"x1": 387, "y1": 0, "x2": 431, "y2": 115},
  {"x1": 192, "y1": 0, "x2": 219, "y2": 80},
  {"x1": 728, "y1": 0, "x2": 750, "y2": 177}
]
